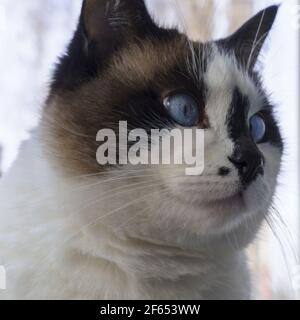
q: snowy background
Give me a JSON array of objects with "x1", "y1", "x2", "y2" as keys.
[{"x1": 0, "y1": 0, "x2": 299, "y2": 299}]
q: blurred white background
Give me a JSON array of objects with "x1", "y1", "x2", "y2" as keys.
[{"x1": 0, "y1": 0, "x2": 299, "y2": 299}]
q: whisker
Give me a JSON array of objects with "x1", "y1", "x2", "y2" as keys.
[
  {"x1": 113, "y1": 189, "x2": 170, "y2": 233},
  {"x1": 12, "y1": 185, "x2": 171, "y2": 283},
  {"x1": 247, "y1": 8, "x2": 266, "y2": 71},
  {"x1": 264, "y1": 215, "x2": 295, "y2": 292},
  {"x1": 6, "y1": 166, "x2": 187, "y2": 209}
]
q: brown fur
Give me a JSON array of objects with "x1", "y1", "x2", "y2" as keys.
[{"x1": 42, "y1": 36, "x2": 208, "y2": 176}]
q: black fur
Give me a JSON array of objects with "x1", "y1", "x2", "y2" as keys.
[
  {"x1": 218, "y1": 5, "x2": 279, "y2": 68},
  {"x1": 50, "y1": 0, "x2": 178, "y2": 93}
]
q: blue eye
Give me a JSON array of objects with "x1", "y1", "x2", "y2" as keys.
[
  {"x1": 249, "y1": 113, "x2": 266, "y2": 143},
  {"x1": 163, "y1": 93, "x2": 199, "y2": 127}
]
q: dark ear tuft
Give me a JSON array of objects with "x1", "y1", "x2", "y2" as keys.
[
  {"x1": 81, "y1": 0, "x2": 157, "y2": 58},
  {"x1": 51, "y1": 0, "x2": 158, "y2": 92},
  {"x1": 219, "y1": 5, "x2": 279, "y2": 69}
]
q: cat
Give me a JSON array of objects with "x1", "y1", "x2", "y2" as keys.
[{"x1": 0, "y1": 0, "x2": 282, "y2": 300}]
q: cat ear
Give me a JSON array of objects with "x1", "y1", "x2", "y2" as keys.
[
  {"x1": 219, "y1": 5, "x2": 279, "y2": 69},
  {"x1": 81, "y1": 0, "x2": 157, "y2": 57}
]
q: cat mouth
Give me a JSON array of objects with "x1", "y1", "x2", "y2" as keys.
[
  {"x1": 173, "y1": 186, "x2": 245, "y2": 210},
  {"x1": 199, "y1": 182, "x2": 244, "y2": 205},
  {"x1": 201, "y1": 190, "x2": 244, "y2": 206}
]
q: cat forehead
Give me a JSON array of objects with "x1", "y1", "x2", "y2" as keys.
[
  {"x1": 205, "y1": 48, "x2": 264, "y2": 113},
  {"x1": 107, "y1": 36, "x2": 189, "y2": 83},
  {"x1": 107, "y1": 38, "x2": 262, "y2": 108}
]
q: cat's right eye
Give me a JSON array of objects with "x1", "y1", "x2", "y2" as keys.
[
  {"x1": 163, "y1": 93, "x2": 200, "y2": 127},
  {"x1": 249, "y1": 113, "x2": 266, "y2": 144}
]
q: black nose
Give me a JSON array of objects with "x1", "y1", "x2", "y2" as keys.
[{"x1": 229, "y1": 140, "x2": 265, "y2": 186}]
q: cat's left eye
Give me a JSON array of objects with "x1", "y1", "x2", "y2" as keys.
[
  {"x1": 249, "y1": 113, "x2": 266, "y2": 143},
  {"x1": 163, "y1": 93, "x2": 199, "y2": 127}
]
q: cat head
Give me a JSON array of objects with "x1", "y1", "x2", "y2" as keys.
[{"x1": 43, "y1": 0, "x2": 282, "y2": 247}]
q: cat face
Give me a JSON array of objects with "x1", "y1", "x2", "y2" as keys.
[{"x1": 43, "y1": 1, "x2": 282, "y2": 244}]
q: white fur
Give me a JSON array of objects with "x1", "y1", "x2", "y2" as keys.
[{"x1": 0, "y1": 50, "x2": 281, "y2": 300}]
